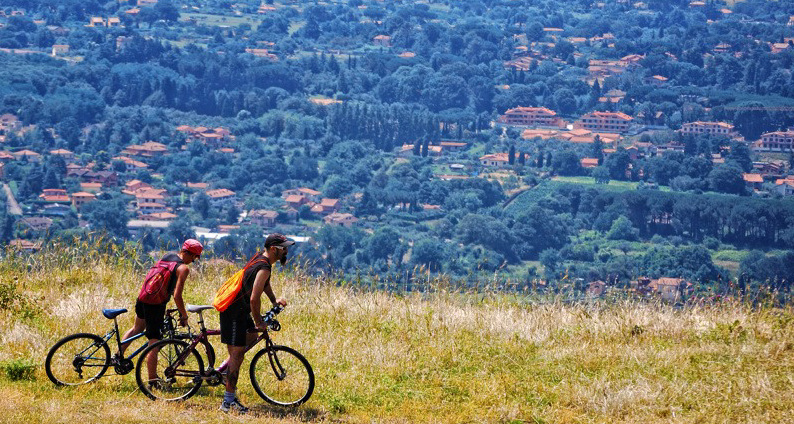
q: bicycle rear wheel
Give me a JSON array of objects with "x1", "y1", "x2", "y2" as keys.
[
  {"x1": 45, "y1": 333, "x2": 110, "y2": 386},
  {"x1": 135, "y1": 339, "x2": 204, "y2": 401},
  {"x1": 249, "y1": 345, "x2": 314, "y2": 407}
]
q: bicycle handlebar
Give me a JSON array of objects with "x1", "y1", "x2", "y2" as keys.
[{"x1": 262, "y1": 304, "x2": 284, "y2": 323}]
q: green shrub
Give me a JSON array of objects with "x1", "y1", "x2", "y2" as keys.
[{"x1": 1, "y1": 359, "x2": 36, "y2": 381}]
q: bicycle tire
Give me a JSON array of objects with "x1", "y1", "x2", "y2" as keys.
[
  {"x1": 198, "y1": 339, "x2": 216, "y2": 370},
  {"x1": 45, "y1": 333, "x2": 110, "y2": 386},
  {"x1": 135, "y1": 339, "x2": 204, "y2": 401},
  {"x1": 249, "y1": 345, "x2": 314, "y2": 407}
]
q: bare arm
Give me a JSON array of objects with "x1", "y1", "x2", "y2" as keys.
[
  {"x1": 173, "y1": 264, "x2": 190, "y2": 325},
  {"x1": 250, "y1": 268, "x2": 272, "y2": 328}
]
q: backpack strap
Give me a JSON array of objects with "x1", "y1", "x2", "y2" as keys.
[{"x1": 235, "y1": 256, "x2": 270, "y2": 304}]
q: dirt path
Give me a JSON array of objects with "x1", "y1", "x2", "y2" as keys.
[{"x1": 3, "y1": 183, "x2": 22, "y2": 215}]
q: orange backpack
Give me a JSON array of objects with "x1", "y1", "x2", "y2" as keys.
[{"x1": 213, "y1": 256, "x2": 267, "y2": 312}]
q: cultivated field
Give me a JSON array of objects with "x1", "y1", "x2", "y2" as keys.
[{"x1": 0, "y1": 242, "x2": 792, "y2": 423}]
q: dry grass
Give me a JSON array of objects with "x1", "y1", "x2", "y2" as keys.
[{"x1": 0, "y1": 241, "x2": 793, "y2": 423}]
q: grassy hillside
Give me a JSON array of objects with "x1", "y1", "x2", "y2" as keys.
[{"x1": 0, "y1": 241, "x2": 792, "y2": 423}]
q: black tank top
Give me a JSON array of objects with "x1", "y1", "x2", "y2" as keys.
[{"x1": 160, "y1": 253, "x2": 184, "y2": 297}]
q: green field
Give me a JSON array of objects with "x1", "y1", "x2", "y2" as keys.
[
  {"x1": 181, "y1": 13, "x2": 261, "y2": 30},
  {"x1": 1, "y1": 244, "x2": 792, "y2": 423}
]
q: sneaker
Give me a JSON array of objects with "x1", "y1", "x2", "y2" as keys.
[
  {"x1": 219, "y1": 398, "x2": 249, "y2": 414},
  {"x1": 148, "y1": 379, "x2": 164, "y2": 391},
  {"x1": 110, "y1": 353, "x2": 122, "y2": 365}
]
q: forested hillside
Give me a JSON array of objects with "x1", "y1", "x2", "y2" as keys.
[{"x1": 1, "y1": 0, "x2": 794, "y2": 299}]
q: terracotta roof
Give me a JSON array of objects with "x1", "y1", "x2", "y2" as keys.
[
  {"x1": 71, "y1": 192, "x2": 96, "y2": 199},
  {"x1": 743, "y1": 173, "x2": 763, "y2": 183},
  {"x1": 480, "y1": 153, "x2": 510, "y2": 162},
  {"x1": 206, "y1": 188, "x2": 235, "y2": 198}
]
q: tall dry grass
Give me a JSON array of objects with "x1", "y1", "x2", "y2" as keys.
[{"x1": 0, "y1": 239, "x2": 792, "y2": 423}]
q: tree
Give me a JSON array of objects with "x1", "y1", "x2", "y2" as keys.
[
  {"x1": 592, "y1": 135, "x2": 604, "y2": 165},
  {"x1": 733, "y1": 101, "x2": 771, "y2": 140},
  {"x1": 366, "y1": 226, "x2": 401, "y2": 262},
  {"x1": 607, "y1": 216, "x2": 639, "y2": 241},
  {"x1": 166, "y1": 219, "x2": 196, "y2": 249},
  {"x1": 226, "y1": 204, "x2": 240, "y2": 224},
  {"x1": 411, "y1": 238, "x2": 447, "y2": 272},
  {"x1": 551, "y1": 150, "x2": 582, "y2": 176},
  {"x1": 592, "y1": 166, "x2": 610, "y2": 184},
  {"x1": 508, "y1": 145, "x2": 516, "y2": 165},
  {"x1": 707, "y1": 163, "x2": 746, "y2": 195},
  {"x1": 83, "y1": 199, "x2": 130, "y2": 238},
  {"x1": 553, "y1": 88, "x2": 577, "y2": 115},
  {"x1": 526, "y1": 21, "x2": 544, "y2": 42}
]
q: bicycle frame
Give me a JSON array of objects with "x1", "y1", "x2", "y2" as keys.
[{"x1": 161, "y1": 309, "x2": 276, "y2": 381}]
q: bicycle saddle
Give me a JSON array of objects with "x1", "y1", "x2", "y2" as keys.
[
  {"x1": 187, "y1": 305, "x2": 215, "y2": 313},
  {"x1": 102, "y1": 308, "x2": 128, "y2": 319}
]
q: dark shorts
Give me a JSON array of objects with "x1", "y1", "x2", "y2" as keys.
[
  {"x1": 219, "y1": 311, "x2": 255, "y2": 347},
  {"x1": 135, "y1": 300, "x2": 166, "y2": 340}
]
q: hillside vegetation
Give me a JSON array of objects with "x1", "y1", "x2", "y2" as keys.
[{"x1": 0, "y1": 242, "x2": 792, "y2": 423}]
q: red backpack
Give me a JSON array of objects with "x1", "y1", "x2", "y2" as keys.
[{"x1": 137, "y1": 260, "x2": 180, "y2": 305}]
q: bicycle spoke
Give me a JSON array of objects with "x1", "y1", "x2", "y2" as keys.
[
  {"x1": 45, "y1": 334, "x2": 110, "y2": 386},
  {"x1": 136, "y1": 339, "x2": 204, "y2": 401},
  {"x1": 250, "y1": 346, "x2": 314, "y2": 407}
]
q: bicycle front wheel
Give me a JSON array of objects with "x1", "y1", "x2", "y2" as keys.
[
  {"x1": 135, "y1": 339, "x2": 204, "y2": 401},
  {"x1": 249, "y1": 345, "x2": 314, "y2": 407},
  {"x1": 45, "y1": 333, "x2": 110, "y2": 386}
]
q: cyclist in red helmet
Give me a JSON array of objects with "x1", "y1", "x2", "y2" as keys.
[{"x1": 119, "y1": 239, "x2": 202, "y2": 371}]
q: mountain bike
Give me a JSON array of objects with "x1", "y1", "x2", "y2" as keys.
[
  {"x1": 136, "y1": 304, "x2": 314, "y2": 407},
  {"x1": 45, "y1": 307, "x2": 215, "y2": 386}
]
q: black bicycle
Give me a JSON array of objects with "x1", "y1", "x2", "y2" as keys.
[
  {"x1": 45, "y1": 307, "x2": 215, "y2": 386},
  {"x1": 136, "y1": 304, "x2": 314, "y2": 407}
]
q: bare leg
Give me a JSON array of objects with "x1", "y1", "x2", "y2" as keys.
[
  {"x1": 145, "y1": 338, "x2": 160, "y2": 382},
  {"x1": 224, "y1": 332, "x2": 258, "y2": 394},
  {"x1": 120, "y1": 316, "x2": 146, "y2": 356}
]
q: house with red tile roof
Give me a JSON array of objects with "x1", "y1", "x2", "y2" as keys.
[
  {"x1": 480, "y1": 153, "x2": 510, "y2": 167},
  {"x1": 581, "y1": 158, "x2": 600, "y2": 168},
  {"x1": 249, "y1": 210, "x2": 279, "y2": 227},
  {"x1": 71, "y1": 192, "x2": 97, "y2": 210},
  {"x1": 373, "y1": 35, "x2": 391, "y2": 47},
  {"x1": 138, "y1": 202, "x2": 168, "y2": 214},
  {"x1": 775, "y1": 177, "x2": 794, "y2": 196},
  {"x1": 186, "y1": 182, "x2": 209, "y2": 190},
  {"x1": 113, "y1": 156, "x2": 148, "y2": 169},
  {"x1": 754, "y1": 130, "x2": 794, "y2": 152},
  {"x1": 323, "y1": 212, "x2": 358, "y2": 227},
  {"x1": 80, "y1": 182, "x2": 102, "y2": 193},
  {"x1": 497, "y1": 107, "x2": 564, "y2": 128},
  {"x1": 743, "y1": 173, "x2": 764, "y2": 190},
  {"x1": 39, "y1": 189, "x2": 70, "y2": 203},
  {"x1": 680, "y1": 121, "x2": 737, "y2": 137},
  {"x1": 282, "y1": 188, "x2": 321, "y2": 203},
  {"x1": 49, "y1": 149, "x2": 75, "y2": 161},
  {"x1": 122, "y1": 141, "x2": 168, "y2": 157},
  {"x1": 574, "y1": 111, "x2": 633, "y2": 133},
  {"x1": 13, "y1": 149, "x2": 41, "y2": 162},
  {"x1": 140, "y1": 212, "x2": 177, "y2": 221},
  {"x1": 311, "y1": 198, "x2": 340, "y2": 215},
  {"x1": 205, "y1": 188, "x2": 236, "y2": 206},
  {"x1": 285, "y1": 194, "x2": 309, "y2": 209},
  {"x1": 9, "y1": 239, "x2": 42, "y2": 252}
]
